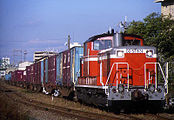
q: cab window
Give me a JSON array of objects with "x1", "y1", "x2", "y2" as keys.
[{"x1": 93, "y1": 40, "x2": 112, "y2": 50}]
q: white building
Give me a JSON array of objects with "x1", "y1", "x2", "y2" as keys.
[
  {"x1": 6, "y1": 67, "x2": 16, "y2": 74},
  {"x1": 33, "y1": 51, "x2": 57, "y2": 61},
  {"x1": 155, "y1": 0, "x2": 174, "y2": 20},
  {"x1": 70, "y1": 42, "x2": 81, "y2": 48},
  {"x1": 18, "y1": 61, "x2": 33, "y2": 70}
]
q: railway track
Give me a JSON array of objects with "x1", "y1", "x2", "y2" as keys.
[
  {"x1": 0, "y1": 82, "x2": 126, "y2": 120},
  {"x1": 1, "y1": 81, "x2": 173, "y2": 120},
  {"x1": 144, "y1": 113, "x2": 174, "y2": 120},
  {"x1": 120, "y1": 114, "x2": 145, "y2": 120}
]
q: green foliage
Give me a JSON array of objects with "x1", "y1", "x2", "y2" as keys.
[{"x1": 126, "y1": 12, "x2": 174, "y2": 62}]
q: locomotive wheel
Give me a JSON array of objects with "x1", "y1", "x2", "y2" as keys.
[
  {"x1": 147, "y1": 101, "x2": 164, "y2": 113},
  {"x1": 29, "y1": 85, "x2": 34, "y2": 91},
  {"x1": 26, "y1": 84, "x2": 30, "y2": 90},
  {"x1": 36, "y1": 85, "x2": 41, "y2": 92}
]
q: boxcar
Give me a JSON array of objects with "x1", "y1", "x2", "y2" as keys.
[
  {"x1": 62, "y1": 50, "x2": 71, "y2": 87},
  {"x1": 33, "y1": 62, "x2": 42, "y2": 92},
  {"x1": 42, "y1": 46, "x2": 83, "y2": 97},
  {"x1": 70, "y1": 46, "x2": 83, "y2": 85},
  {"x1": 15, "y1": 70, "x2": 25, "y2": 87},
  {"x1": 26, "y1": 65, "x2": 31, "y2": 89}
]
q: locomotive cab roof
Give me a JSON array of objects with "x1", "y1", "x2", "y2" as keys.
[
  {"x1": 84, "y1": 32, "x2": 144, "y2": 48},
  {"x1": 85, "y1": 32, "x2": 143, "y2": 43}
]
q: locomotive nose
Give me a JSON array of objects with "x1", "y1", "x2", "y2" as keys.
[{"x1": 132, "y1": 89, "x2": 148, "y2": 101}]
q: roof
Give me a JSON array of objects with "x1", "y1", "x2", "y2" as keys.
[
  {"x1": 84, "y1": 32, "x2": 114, "y2": 43},
  {"x1": 154, "y1": 0, "x2": 165, "y2": 3},
  {"x1": 84, "y1": 32, "x2": 143, "y2": 43}
]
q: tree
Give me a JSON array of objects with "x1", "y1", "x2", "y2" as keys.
[{"x1": 126, "y1": 12, "x2": 174, "y2": 62}]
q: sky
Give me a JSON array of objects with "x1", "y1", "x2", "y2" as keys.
[{"x1": 0, "y1": 0, "x2": 161, "y2": 63}]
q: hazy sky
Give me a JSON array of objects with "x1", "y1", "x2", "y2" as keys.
[{"x1": 0, "y1": 0, "x2": 161, "y2": 62}]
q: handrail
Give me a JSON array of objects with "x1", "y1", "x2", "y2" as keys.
[
  {"x1": 105, "y1": 62, "x2": 129, "y2": 95},
  {"x1": 144, "y1": 62, "x2": 168, "y2": 95},
  {"x1": 165, "y1": 62, "x2": 169, "y2": 95}
]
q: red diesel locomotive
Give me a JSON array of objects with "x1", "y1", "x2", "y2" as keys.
[{"x1": 76, "y1": 31, "x2": 167, "y2": 111}]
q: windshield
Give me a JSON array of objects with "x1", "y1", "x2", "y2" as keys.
[{"x1": 93, "y1": 40, "x2": 112, "y2": 50}]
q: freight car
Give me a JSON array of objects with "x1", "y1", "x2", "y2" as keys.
[
  {"x1": 42, "y1": 46, "x2": 83, "y2": 97},
  {"x1": 23, "y1": 46, "x2": 83, "y2": 97},
  {"x1": 10, "y1": 70, "x2": 26, "y2": 87},
  {"x1": 75, "y1": 31, "x2": 168, "y2": 112}
]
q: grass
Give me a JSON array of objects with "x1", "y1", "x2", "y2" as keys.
[{"x1": 0, "y1": 94, "x2": 29, "y2": 120}]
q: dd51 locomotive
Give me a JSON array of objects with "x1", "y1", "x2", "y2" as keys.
[{"x1": 76, "y1": 31, "x2": 168, "y2": 111}]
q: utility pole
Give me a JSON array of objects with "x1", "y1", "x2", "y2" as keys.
[
  {"x1": 13, "y1": 49, "x2": 22, "y2": 66},
  {"x1": 24, "y1": 50, "x2": 27, "y2": 62},
  {"x1": 68, "y1": 35, "x2": 71, "y2": 49}
]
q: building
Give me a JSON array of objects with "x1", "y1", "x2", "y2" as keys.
[
  {"x1": 155, "y1": 0, "x2": 174, "y2": 20},
  {"x1": 6, "y1": 67, "x2": 16, "y2": 74},
  {"x1": 33, "y1": 51, "x2": 57, "y2": 61},
  {"x1": 0, "y1": 68, "x2": 6, "y2": 78},
  {"x1": 70, "y1": 42, "x2": 81, "y2": 48},
  {"x1": 18, "y1": 61, "x2": 33, "y2": 70},
  {"x1": 0, "y1": 57, "x2": 10, "y2": 69},
  {"x1": 0, "y1": 57, "x2": 11, "y2": 78}
]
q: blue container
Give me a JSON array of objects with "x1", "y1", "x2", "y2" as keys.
[
  {"x1": 70, "y1": 46, "x2": 83, "y2": 85},
  {"x1": 45, "y1": 59, "x2": 48, "y2": 83},
  {"x1": 5, "y1": 73, "x2": 11, "y2": 81},
  {"x1": 41, "y1": 61, "x2": 44, "y2": 84},
  {"x1": 56, "y1": 53, "x2": 63, "y2": 85}
]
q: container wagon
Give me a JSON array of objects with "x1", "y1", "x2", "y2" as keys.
[{"x1": 42, "y1": 46, "x2": 83, "y2": 97}]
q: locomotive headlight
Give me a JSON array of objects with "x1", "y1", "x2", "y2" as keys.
[
  {"x1": 117, "y1": 50, "x2": 124, "y2": 57},
  {"x1": 146, "y1": 50, "x2": 153, "y2": 58}
]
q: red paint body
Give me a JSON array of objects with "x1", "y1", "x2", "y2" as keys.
[
  {"x1": 34, "y1": 62, "x2": 41, "y2": 85},
  {"x1": 11, "y1": 71, "x2": 15, "y2": 82},
  {"x1": 62, "y1": 50, "x2": 71, "y2": 86},
  {"x1": 79, "y1": 34, "x2": 157, "y2": 87},
  {"x1": 48, "y1": 55, "x2": 57, "y2": 85},
  {"x1": 13, "y1": 70, "x2": 25, "y2": 82},
  {"x1": 26, "y1": 65, "x2": 31, "y2": 83},
  {"x1": 30, "y1": 64, "x2": 35, "y2": 84}
]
